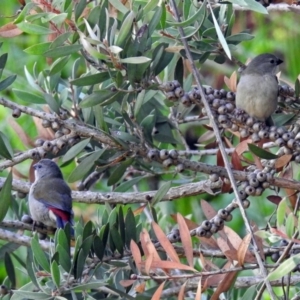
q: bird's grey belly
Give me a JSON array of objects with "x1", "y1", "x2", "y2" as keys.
[
  {"x1": 236, "y1": 74, "x2": 278, "y2": 121},
  {"x1": 28, "y1": 194, "x2": 56, "y2": 227}
]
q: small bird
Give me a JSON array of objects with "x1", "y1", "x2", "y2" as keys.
[
  {"x1": 236, "y1": 53, "x2": 283, "y2": 126},
  {"x1": 29, "y1": 159, "x2": 74, "y2": 233}
]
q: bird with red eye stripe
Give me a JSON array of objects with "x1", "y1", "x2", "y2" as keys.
[{"x1": 28, "y1": 159, "x2": 74, "y2": 235}]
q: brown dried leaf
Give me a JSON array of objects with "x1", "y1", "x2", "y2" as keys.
[
  {"x1": 223, "y1": 226, "x2": 243, "y2": 251},
  {"x1": 211, "y1": 266, "x2": 238, "y2": 300},
  {"x1": 119, "y1": 279, "x2": 136, "y2": 288},
  {"x1": 206, "y1": 261, "x2": 231, "y2": 287},
  {"x1": 145, "y1": 252, "x2": 154, "y2": 275},
  {"x1": 217, "y1": 237, "x2": 234, "y2": 261},
  {"x1": 235, "y1": 139, "x2": 252, "y2": 156},
  {"x1": 135, "y1": 282, "x2": 145, "y2": 293},
  {"x1": 252, "y1": 222, "x2": 265, "y2": 261},
  {"x1": 267, "y1": 195, "x2": 282, "y2": 205},
  {"x1": 224, "y1": 71, "x2": 237, "y2": 92},
  {"x1": 151, "y1": 281, "x2": 165, "y2": 300},
  {"x1": 237, "y1": 233, "x2": 251, "y2": 266},
  {"x1": 130, "y1": 240, "x2": 142, "y2": 273},
  {"x1": 170, "y1": 214, "x2": 198, "y2": 230},
  {"x1": 201, "y1": 200, "x2": 217, "y2": 220},
  {"x1": 152, "y1": 221, "x2": 180, "y2": 263},
  {"x1": 148, "y1": 260, "x2": 196, "y2": 272},
  {"x1": 281, "y1": 163, "x2": 297, "y2": 208},
  {"x1": 199, "y1": 252, "x2": 219, "y2": 271},
  {"x1": 177, "y1": 213, "x2": 193, "y2": 267},
  {"x1": 178, "y1": 281, "x2": 187, "y2": 300},
  {"x1": 8, "y1": 118, "x2": 35, "y2": 148},
  {"x1": 33, "y1": 116, "x2": 54, "y2": 140},
  {"x1": 195, "y1": 279, "x2": 202, "y2": 300},
  {"x1": 133, "y1": 204, "x2": 147, "y2": 215},
  {"x1": 275, "y1": 155, "x2": 292, "y2": 171},
  {"x1": 231, "y1": 150, "x2": 244, "y2": 171},
  {"x1": 0, "y1": 22, "x2": 23, "y2": 38},
  {"x1": 216, "y1": 149, "x2": 224, "y2": 167}
]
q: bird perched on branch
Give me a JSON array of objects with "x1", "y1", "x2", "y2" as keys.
[
  {"x1": 236, "y1": 53, "x2": 283, "y2": 126},
  {"x1": 29, "y1": 159, "x2": 74, "y2": 233}
]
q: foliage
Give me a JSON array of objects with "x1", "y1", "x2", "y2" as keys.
[{"x1": 0, "y1": 0, "x2": 299, "y2": 299}]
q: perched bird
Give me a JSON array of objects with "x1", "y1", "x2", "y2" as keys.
[
  {"x1": 236, "y1": 53, "x2": 283, "y2": 126},
  {"x1": 29, "y1": 159, "x2": 74, "y2": 232}
]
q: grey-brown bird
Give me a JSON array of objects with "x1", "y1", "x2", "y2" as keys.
[{"x1": 236, "y1": 53, "x2": 283, "y2": 126}]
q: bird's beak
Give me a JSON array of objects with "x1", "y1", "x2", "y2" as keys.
[{"x1": 277, "y1": 58, "x2": 283, "y2": 65}]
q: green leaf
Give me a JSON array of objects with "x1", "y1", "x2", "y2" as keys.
[
  {"x1": 114, "y1": 176, "x2": 145, "y2": 192},
  {"x1": 71, "y1": 72, "x2": 112, "y2": 86},
  {"x1": 44, "y1": 93, "x2": 60, "y2": 114},
  {"x1": 49, "y1": 56, "x2": 70, "y2": 75},
  {"x1": 4, "y1": 253, "x2": 15, "y2": 288},
  {"x1": 226, "y1": 33, "x2": 254, "y2": 43},
  {"x1": 93, "y1": 236, "x2": 104, "y2": 261},
  {"x1": 50, "y1": 260, "x2": 60, "y2": 289},
  {"x1": 62, "y1": 138, "x2": 91, "y2": 163},
  {"x1": 16, "y1": 22, "x2": 55, "y2": 35},
  {"x1": 107, "y1": 158, "x2": 134, "y2": 186},
  {"x1": 167, "y1": 0, "x2": 206, "y2": 27},
  {"x1": 268, "y1": 253, "x2": 300, "y2": 281},
  {"x1": 277, "y1": 198, "x2": 287, "y2": 228},
  {"x1": 0, "y1": 172, "x2": 12, "y2": 223},
  {"x1": 31, "y1": 234, "x2": 50, "y2": 272},
  {"x1": 295, "y1": 78, "x2": 300, "y2": 99},
  {"x1": 13, "y1": 89, "x2": 45, "y2": 104},
  {"x1": 56, "y1": 244, "x2": 71, "y2": 273},
  {"x1": 110, "y1": 225, "x2": 124, "y2": 255},
  {"x1": 286, "y1": 213, "x2": 295, "y2": 239},
  {"x1": 43, "y1": 44, "x2": 82, "y2": 58},
  {"x1": 50, "y1": 32, "x2": 72, "y2": 49},
  {"x1": 248, "y1": 143, "x2": 278, "y2": 159},
  {"x1": 116, "y1": 11, "x2": 135, "y2": 47},
  {"x1": 24, "y1": 42, "x2": 51, "y2": 55},
  {"x1": 125, "y1": 208, "x2": 136, "y2": 247},
  {"x1": 0, "y1": 53, "x2": 8, "y2": 70},
  {"x1": 75, "y1": 236, "x2": 93, "y2": 279},
  {"x1": 243, "y1": 0, "x2": 268, "y2": 14},
  {"x1": 13, "y1": 3, "x2": 37, "y2": 24},
  {"x1": 108, "y1": 0, "x2": 129, "y2": 14},
  {"x1": 75, "y1": 0, "x2": 87, "y2": 21},
  {"x1": 209, "y1": 5, "x2": 231, "y2": 60},
  {"x1": 0, "y1": 132, "x2": 13, "y2": 160},
  {"x1": 0, "y1": 75, "x2": 17, "y2": 91},
  {"x1": 120, "y1": 56, "x2": 151, "y2": 64},
  {"x1": 79, "y1": 90, "x2": 117, "y2": 108},
  {"x1": 68, "y1": 149, "x2": 104, "y2": 182},
  {"x1": 26, "y1": 249, "x2": 39, "y2": 288},
  {"x1": 151, "y1": 181, "x2": 172, "y2": 206}
]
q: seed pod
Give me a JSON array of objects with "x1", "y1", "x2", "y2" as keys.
[
  {"x1": 239, "y1": 190, "x2": 248, "y2": 200},
  {"x1": 59, "y1": 109, "x2": 68, "y2": 120},
  {"x1": 252, "y1": 123, "x2": 262, "y2": 132},
  {"x1": 287, "y1": 139, "x2": 295, "y2": 148},
  {"x1": 166, "y1": 91, "x2": 176, "y2": 100},
  {"x1": 218, "y1": 115, "x2": 228, "y2": 124},
  {"x1": 181, "y1": 94, "x2": 192, "y2": 107},
  {"x1": 41, "y1": 119, "x2": 51, "y2": 128},
  {"x1": 147, "y1": 149, "x2": 159, "y2": 160},
  {"x1": 275, "y1": 138, "x2": 285, "y2": 147},
  {"x1": 255, "y1": 187, "x2": 264, "y2": 196},
  {"x1": 246, "y1": 117, "x2": 254, "y2": 127},
  {"x1": 262, "y1": 181, "x2": 270, "y2": 189},
  {"x1": 29, "y1": 149, "x2": 39, "y2": 160},
  {"x1": 251, "y1": 133, "x2": 260, "y2": 143},
  {"x1": 210, "y1": 224, "x2": 219, "y2": 234},
  {"x1": 68, "y1": 137, "x2": 79, "y2": 146},
  {"x1": 52, "y1": 145, "x2": 59, "y2": 155},
  {"x1": 205, "y1": 231, "x2": 213, "y2": 238},
  {"x1": 226, "y1": 91, "x2": 235, "y2": 100},
  {"x1": 159, "y1": 150, "x2": 169, "y2": 160},
  {"x1": 271, "y1": 252, "x2": 280, "y2": 262},
  {"x1": 17, "y1": 191, "x2": 26, "y2": 199},
  {"x1": 21, "y1": 214, "x2": 33, "y2": 224},
  {"x1": 162, "y1": 158, "x2": 173, "y2": 168},
  {"x1": 51, "y1": 121, "x2": 60, "y2": 131},
  {"x1": 205, "y1": 86, "x2": 214, "y2": 95},
  {"x1": 242, "y1": 199, "x2": 250, "y2": 208},
  {"x1": 175, "y1": 164, "x2": 184, "y2": 173},
  {"x1": 188, "y1": 90, "x2": 199, "y2": 101},
  {"x1": 240, "y1": 129, "x2": 249, "y2": 138},
  {"x1": 38, "y1": 148, "x2": 47, "y2": 158},
  {"x1": 214, "y1": 90, "x2": 221, "y2": 99},
  {"x1": 225, "y1": 213, "x2": 233, "y2": 222},
  {"x1": 258, "y1": 130, "x2": 269, "y2": 139},
  {"x1": 196, "y1": 227, "x2": 207, "y2": 237},
  {"x1": 55, "y1": 130, "x2": 64, "y2": 138},
  {"x1": 62, "y1": 127, "x2": 71, "y2": 135},
  {"x1": 172, "y1": 80, "x2": 181, "y2": 88},
  {"x1": 256, "y1": 172, "x2": 267, "y2": 182},
  {"x1": 269, "y1": 132, "x2": 279, "y2": 140},
  {"x1": 249, "y1": 177, "x2": 259, "y2": 188},
  {"x1": 219, "y1": 89, "x2": 227, "y2": 98},
  {"x1": 209, "y1": 173, "x2": 219, "y2": 182},
  {"x1": 174, "y1": 87, "x2": 184, "y2": 98},
  {"x1": 231, "y1": 124, "x2": 239, "y2": 132},
  {"x1": 295, "y1": 155, "x2": 300, "y2": 163},
  {"x1": 218, "y1": 105, "x2": 227, "y2": 114},
  {"x1": 276, "y1": 127, "x2": 285, "y2": 136},
  {"x1": 34, "y1": 138, "x2": 45, "y2": 147},
  {"x1": 0, "y1": 285, "x2": 8, "y2": 295},
  {"x1": 245, "y1": 185, "x2": 256, "y2": 196},
  {"x1": 163, "y1": 81, "x2": 176, "y2": 92},
  {"x1": 12, "y1": 108, "x2": 21, "y2": 118},
  {"x1": 201, "y1": 220, "x2": 212, "y2": 230},
  {"x1": 218, "y1": 209, "x2": 228, "y2": 220},
  {"x1": 212, "y1": 99, "x2": 221, "y2": 108},
  {"x1": 42, "y1": 141, "x2": 53, "y2": 152},
  {"x1": 38, "y1": 233, "x2": 47, "y2": 240},
  {"x1": 169, "y1": 149, "x2": 178, "y2": 159},
  {"x1": 225, "y1": 102, "x2": 234, "y2": 112},
  {"x1": 207, "y1": 94, "x2": 215, "y2": 102}
]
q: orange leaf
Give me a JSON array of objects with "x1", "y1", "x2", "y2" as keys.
[
  {"x1": 130, "y1": 240, "x2": 142, "y2": 273},
  {"x1": 135, "y1": 282, "x2": 146, "y2": 293},
  {"x1": 145, "y1": 252, "x2": 154, "y2": 275},
  {"x1": 231, "y1": 150, "x2": 244, "y2": 171},
  {"x1": 224, "y1": 71, "x2": 237, "y2": 92},
  {"x1": 144, "y1": 260, "x2": 196, "y2": 272},
  {"x1": 223, "y1": 226, "x2": 243, "y2": 251},
  {"x1": 177, "y1": 213, "x2": 193, "y2": 267},
  {"x1": 275, "y1": 154, "x2": 292, "y2": 171},
  {"x1": 235, "y1": 139, "x2": 252, "y2": 156},
  {"x1": 171, "y1": 214, "x2": 198, "y2": 230},
  {"x1": 237, "y1": 233, "x2": 251, "y2": 266},
  {"x1": 152, "y1": 221, "x2": 180, "y2": 263},
  {"x1": 119, "y1": 279, "x2": 136, "y2": 287},
  {"x1": 133, "y1": 204, "x2": 147, "y2": 215},
  {"x1": 151, "y1": 281, "x2": 165, "y2": 300}
]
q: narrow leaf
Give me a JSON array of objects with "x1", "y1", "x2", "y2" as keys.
[{"x1": 0, "y1": 172, "x2": 12, "y2": 222}]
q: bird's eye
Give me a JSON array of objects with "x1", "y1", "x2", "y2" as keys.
[{"x1": 270, "y1": 59, "x2": 275, "y2": 64}]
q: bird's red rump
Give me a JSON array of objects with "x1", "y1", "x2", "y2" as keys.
[{"x1": 49, "y1": 207, "x2": 71, "y2": 221}]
